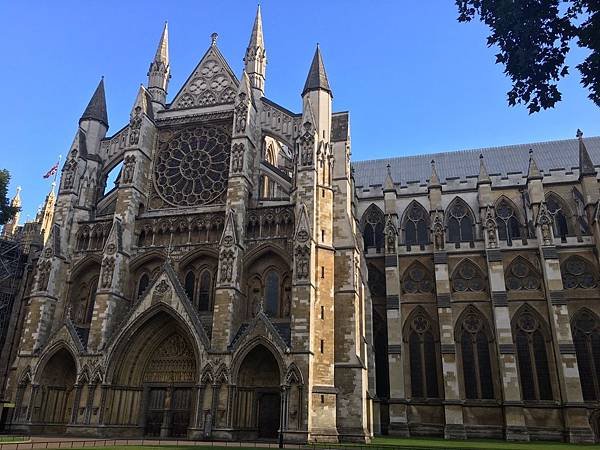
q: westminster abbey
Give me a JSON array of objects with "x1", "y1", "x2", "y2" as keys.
[{"x1": 2, "y1": 7, "x2": 600, "y2": 444}]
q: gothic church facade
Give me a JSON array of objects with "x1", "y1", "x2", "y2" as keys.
[{"x1": 5, "y1": 7, "x2": 600, "y2": 444}]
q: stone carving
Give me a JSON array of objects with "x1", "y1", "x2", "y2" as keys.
[
  {"x1": 295, "y1": 245, "x2": 310, "y2": 279},
  {"x1": 36, "y1": 260, "x2": 52, "y2": 291},
  {"x1": 385, "y1": 216, "x2": 396, "y2": 254},
  {"x1": 298, "y1": 122, "x2": 315, "y2": 166},
  {"x1": 143, "y1": 333, "x2": 195, "y2": 383},
  {"x1": 100, "y1": 257, "x2": 115, "y2": 289},
  {"x1": 62, "y1": 159, "x2": 77, "y2": 190},
  {"x1": 154, "y1": 125, "x2": 230, "y2": 207},
  {"x1": 173, "y1": 50, "x2": 237, "y2": 109},
  {"x1": 219, "y1": 249, "x2": 235, "y2": 283},
  {"x1": 231, "y1": 143, "x2": 245, "y2": 173},
  {"x1": 122, "y1": 155, "x2": 136, "y2": 184},
  {"x1": 129, "y1": 106, "x2": 142, "y2": 146},
  {"x1": 484, "y1": 206, "x2": 498, "y2": 249},
  {"x1": 432, "y1": 213, "x2": 445, "y2": 250},
  {"x1": 234, "y1": 93, "x2": 248, "y2": 134},
  {"x1": 152, "y1": 280, "x2": 171, "y2": 303},
  {"x1": 537, "y1": 202, "x2": 554, "y2": 245}
]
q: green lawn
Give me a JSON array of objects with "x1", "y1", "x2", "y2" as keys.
[
  {"x1": 49, "y1": 439, "x2": 600, "y2": 450},
  {"x1": 0, "y1": 436, "x2": 29, "y2": 443},
  {"x1": 370, "y1": 436, "x2": 600, "y2": 449}
]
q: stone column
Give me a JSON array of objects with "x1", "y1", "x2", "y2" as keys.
[
  {"x1": 98, "y1": 385, "x2": 108, "y2": 425},
  {"x1": 26, "y1": 385, "x2": 40, "y2": 423},
  {"x1": 433, "y1": 251, "x2": 466, "y2": 439},
  {"x1": 70, "y1": 384, "x2": 83, "y2": 424},
  {"x1": 486, "y1": 250, "x2": 529, "y2": 440},
  {"x1": 194, "y1": 385, "x2": 206, "y2": 428}
]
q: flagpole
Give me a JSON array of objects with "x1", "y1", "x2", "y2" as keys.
[{"x1": 52, "y1": 154, "x2": 62, "y2": 184}]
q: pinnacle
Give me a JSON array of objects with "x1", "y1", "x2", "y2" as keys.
[
  {"x1": 429, "y1": 159, "x2": 441, "y2": 187},
  {"x1": 527, "y1": 149, "x2": 542, "y2": 181},
  {"x1": 577, "y1": 128, "x2": 596, "y2": 178},
  {"x1": 248, "y1": 4, "x2": 264, "y2": 49},
  {"x1": 154, "y1": 22, "x2": 169, "y2": 65},
  {"x1": 80, "y1": 78, "x2": 108, "y2": 128},
  {"x1": 302, "y1": 45, "x2": 332, "y2": 97}
]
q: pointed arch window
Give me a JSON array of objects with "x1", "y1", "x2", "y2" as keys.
[
  {"x1": 457, "y1": 308, "x2": 495, "y2": 399},
  {"x1": 452, "y1": 260, "x2": 485, "y2": 293},
  {"x1": 184, "y1": 271, "x2": 195, "y2": 304},
  {"x1": 546, "y1": 195, "x2": 570, "y2": 240},
  {"x1": 407, "y1": 311, "x2": 439, "y2": 399},
  {"x1": 264, "y1": 270, "x2": 280, "y2": 317},
  {"x1": 362, "y1": 205, "x2": 385, "y2": 253},
  {"x1": 572, "y1": 309, "x2": 600, "y2": 401},
  {"x1": 495, "y1": 199, "x2": 523, "y2": 245},
  {"x1": 198, "y1": 270, "x2": 212, "y2": 312},
  {"x1": 447, "y1": 200, "x2": 474, "y2": 243},
  {"x1": 514, "y1": 309, "x2": 553, "y2": 401},
  {"x1": 137, "y1": 273, "x2": 150, "y2": 298},
  {"x1": 505, "y1": 258, "x2": 541, "y2": 291},
  {"x1": 562, "y1": 256, "x2": 597, "y2": 289},
  {"x1": 404, "y1": 202, "x2": 429, "y2": 245}
]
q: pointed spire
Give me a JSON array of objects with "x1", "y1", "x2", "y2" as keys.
[
  {"x1": 148, "y1": 22, "x2": 171, "y2": 106},
  {"x1": 429, "y1": 159, "x2": 441, "y2": 188},
  {"x1": 302, "y1": 45, "x2": 332, "y2": 97},
  {"x1": 384, "y1": 164, "x2": 396, "y2": 192},
  {"x1": 577, "y1": 128, "x2": 596, "y2": 178},
  {"x1": 244, "y1": 5, "x2": 267, "y2": 96},
  {"x1": 248, "y1": 5, "x2": 264, "y2": 49},
  {"x1": 80, "y1": 78, "x2": 108, "y2": 128},
  {"x1": 154, "y1": 22, "x2": 169, "y2": 66},
  {"x1": 478, "y1": 153, "x2": 491, "y2": 185},
  {"x1": 527, "y1": 148, "x2": 542, "y2": 181},
  {"x1": 11, "y1": 186, "x2": 22, "y2": 208}
]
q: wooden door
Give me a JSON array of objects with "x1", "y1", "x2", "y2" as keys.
[
  {"x1": 170, "y1": 388, "x2": 192, "y2": 437},
  {"x1": 145, "y1": 388, "x2": 166, "y2": 437},
  {"x1": 258, "y1": 393, "x2": 280, "y2": 438}
]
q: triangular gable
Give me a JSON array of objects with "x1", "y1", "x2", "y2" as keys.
[
  {"x1": 42, "y1": 321, "x2": 85, "y2": 355},
  {"x1": 106, "y1": 262, "x2": 210, "y2": 352},
  {"x1": 170, "y1": 44, "x2": 240, "y2": 110},
  {"x1": 228, "y1": 310, "x2": 289, "y2": 354},
  {"x1": 103, "y1": 218, "x2": 123, "y2": 255}
]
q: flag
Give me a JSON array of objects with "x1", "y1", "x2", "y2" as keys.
[{"x1": 43, "y1": 162, "x2": 59, "y2": 179}]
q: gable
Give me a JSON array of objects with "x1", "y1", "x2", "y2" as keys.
[{"x1": 170, "y1": 44, "x2": 239, "y2": 110}]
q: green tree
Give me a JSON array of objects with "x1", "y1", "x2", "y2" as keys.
[
  {"x1": 0, "y1": 169, "x2": 19, "y2": 225},
  {"x1": 456, "y1": 0, "x2": 600, "y2": 113}
]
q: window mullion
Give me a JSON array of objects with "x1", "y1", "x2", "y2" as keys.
[
  {"x1": 472, "y1": 335, "x2": 482, "y2": 399},
  {"x1": 529, "y1": 334, "x2": 540, "y2": 400}
]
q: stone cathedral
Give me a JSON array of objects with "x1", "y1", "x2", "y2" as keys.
[{"x1": 4, "y1": 7, "x2": 600, "y2": 445}]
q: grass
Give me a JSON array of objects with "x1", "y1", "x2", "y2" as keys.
[
  {"x1": 0, "y1": 436, "x2": 29, "y2": 443},
  {"x1": 370, "y1": 436, "x2": 600, "y2": 449}
]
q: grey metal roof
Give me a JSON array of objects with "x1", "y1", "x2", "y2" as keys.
[
  {"x1": 80, "y1": 78, "x2": 108, "y2": 128},
  {"x1": 302, "y1": 45, "x2": 332, "y2": 96},
  {"x1": 352, "y1": 136, "x2": 600, "y2": 187}
]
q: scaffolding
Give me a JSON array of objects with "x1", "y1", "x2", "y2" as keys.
[{"x1": 0, "y1": 237, "x2": 24, "y2": 352}]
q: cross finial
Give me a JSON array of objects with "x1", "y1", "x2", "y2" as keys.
[
  {"x1": 386, "y1": 163, "x2": 391, "y2": 173},
  {"x1": 529, "y1": 148, "x2": 533, "y2": 157},
  {"x1": 211, "y1": 32, "x2": 218, "y2": 46},
  {"x1": 577, "y1": 128, "x2": 584, "y2": 139},
  {"x1": 479, "y1": 153, "x2": 484, "y2": 160}
]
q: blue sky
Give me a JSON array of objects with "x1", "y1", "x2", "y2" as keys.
[{"x1": 2, "y1": 0, "x2": 599, "y2": 220}]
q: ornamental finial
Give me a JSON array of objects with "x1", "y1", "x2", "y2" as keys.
[{"x1": 211, "y1": 32, "x2": 218, "y2": 46}]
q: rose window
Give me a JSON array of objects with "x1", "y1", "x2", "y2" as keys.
[{"x1": 154, "y1": 125, "x2": 230, "y2": 207}]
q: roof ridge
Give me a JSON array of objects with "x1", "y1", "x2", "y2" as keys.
[{"x1": 353, "y1": 136, "x2": 600, "y2": 165}]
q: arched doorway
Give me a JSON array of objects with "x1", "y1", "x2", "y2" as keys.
[
  {"x1": 108, "y1": 311, "x2": 198, "y2": 438},
  {"x1": 235, "y1": 344, "x2": 281, "y2": 439},
  {"x1": 36, "y1": 348, "x2": 77, "y2": 428}
]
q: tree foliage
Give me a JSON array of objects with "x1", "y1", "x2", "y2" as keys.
[
  {"x1": 456, "y1": 0, "x2": 600, "y2": 113},
  {"x1": 0, "y1": 169, "x2": 19, "y2": 226}
]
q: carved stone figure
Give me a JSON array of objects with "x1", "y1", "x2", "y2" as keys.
[
  {"x1": 231, "y1": 143, "x2": 244, "y2": 173},
  {"x1": 433, "y1": 215, "x2": 445, "y2": 251},
  {"x1": 234, "y1": 93, "x2": 248, "y2": 134},
  {"x1": 129, "y1": 106, "x2": 142, "y2": 145},
  {"x1": 485, "y1": 206, "x2": 498, "y2": 248},
  {"x1": 295, "y1": 245, "x2": 310, "y2": 279},
  {"x1": 385, "y1": 219, "x2": 396, "y2": 253},
  {"x1": 36, "y1": 260, "x2": 52, "y2": 291},
  {"x1": 299, "y1": 122, "x2": 315, "y2": 166},
  {"x1": 62, "y1": 159, "x2": 77, "y2": 190},
  {"x1": 152, "y1": 280, "x2": 171, "y2": 303},
  {"x1": 100, "y1": 258, "x2": 115, "y2": 289},
  {"x1": 537, "y1": 203, "x2": 554, "y2": 245},
  {"x1": 219, "y1": 250, "x2": 235, "y2": 283},
  {"x1": 122, "y1": 155, "x2": 136, "y2": 184}
]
